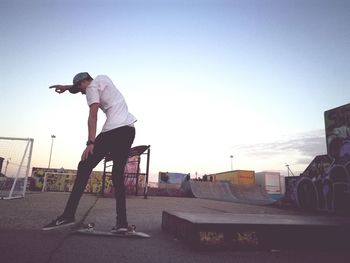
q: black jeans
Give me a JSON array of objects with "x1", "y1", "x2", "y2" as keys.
[{"x1": 62, "y1": 126, "x2": 135, "y2": 226}]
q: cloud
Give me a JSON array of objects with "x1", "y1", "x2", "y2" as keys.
[{"x1": 233, "y1": 129, "x2": 327, "y2": 165}]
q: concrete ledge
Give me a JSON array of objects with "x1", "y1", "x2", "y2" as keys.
[{"x1": 162, "y1": 211, "x2": 350, "y2": 251}]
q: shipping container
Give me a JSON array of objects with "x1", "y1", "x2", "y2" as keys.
[
  {"x1": 280, "y1": 175, "x2": 286, "y2": 195},
  {"x1": 255, "y1": 171, "x2": 281, "y2": 194},
  {"x1": 211, "y1": 170, "x2": 255, "y2": 185}
]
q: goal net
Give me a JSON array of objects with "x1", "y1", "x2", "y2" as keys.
[{"x1": 0, "y1": 137, "x2": 34, "y2": 199}]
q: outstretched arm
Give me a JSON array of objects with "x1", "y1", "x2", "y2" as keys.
[{"x1": 49, "y1": 85, "x2": 72, "y2": 94}]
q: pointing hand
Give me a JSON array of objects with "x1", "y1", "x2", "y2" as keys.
[{"x1": 49, "y1": 85, "x2": 70, "y2": 94}]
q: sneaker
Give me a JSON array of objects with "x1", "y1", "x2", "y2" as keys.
[
  {"x1": 111, "y1": 224, "x2": 128, "y2": 234},
  {"x1": 42, "y1": 215, "x2": 75, "y2": 231}
]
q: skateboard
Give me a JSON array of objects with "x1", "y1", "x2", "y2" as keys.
[{"x1": 73, "y1": 223, "x2": 150, "y2": 239}]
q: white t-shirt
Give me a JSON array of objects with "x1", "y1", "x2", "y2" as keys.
[{"x1": 86, "y1": 75, "x2": 137, "y2": 133}]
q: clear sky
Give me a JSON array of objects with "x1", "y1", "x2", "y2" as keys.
[{"x1": 1, "y1": 0, "x2": 349, "y2": 181}]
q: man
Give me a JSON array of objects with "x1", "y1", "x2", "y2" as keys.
[{"x1": 43, "y1": 72, "x2": 136, "y2": 233}]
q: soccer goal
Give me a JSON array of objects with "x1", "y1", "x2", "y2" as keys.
[{"x1": 0, "y1": 137, "x2": 34, "y2": 200}]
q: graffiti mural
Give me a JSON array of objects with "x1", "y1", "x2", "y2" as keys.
[
  {"x1": 30, "y1": 166, "x2": 142, "y2": 196},
  {"x1": 124, "y1": 156, "x2": 139, "y2": 194},
  {"x1": 30, "y1": 167, "x2": 109, "y2": 194},
  {"x1": 295, "y1": 104, "x2": 350, "y2": 213},
  {"x1": 284, "y1": 176, "x2": 300, "y2": 205}
]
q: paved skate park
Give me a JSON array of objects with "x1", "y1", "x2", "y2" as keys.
[{"x1": 0, "y1": 191, "x2": 349, "y2": 263}]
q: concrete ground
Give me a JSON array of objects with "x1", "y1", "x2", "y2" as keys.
[{"x1": 0, "y1": 192, "x2": 349, "y2": 263}]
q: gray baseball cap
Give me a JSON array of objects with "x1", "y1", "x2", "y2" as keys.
[{"x1": 69, "y1": 72, "x2": 91, "y2": 94}]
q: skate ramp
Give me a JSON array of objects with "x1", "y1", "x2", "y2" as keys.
[
  {"x1": 189, "y1": 181, "x2": 275, "y2": 205},
  {"x1": 190, "y1": 181, "x2": 238, "y2": 202},
  {"x1": 229, "y1": 184, "x2": 276, "y2": 205}
]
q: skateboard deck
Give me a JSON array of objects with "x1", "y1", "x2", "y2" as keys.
[{"x1": 73, "y1": 223, "x2": 150, "y2": 239}]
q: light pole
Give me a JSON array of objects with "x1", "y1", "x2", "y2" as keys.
[
  {"x1": 44, "y1": 135, "x2": 56, "y2": 192},
  {"x1": 285, "y1": 163, "x2": 295, "y2": 177},
  {"x1": 4, "y1": 158, "x2": 10, "y2": 176},
  {"x1": 230, "y1": 155, "x2": 234, "y2": 171},
  {"x1": 48, "y1": 135, "x2": 56, "y2": 169}
]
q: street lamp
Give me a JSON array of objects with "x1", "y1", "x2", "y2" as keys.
[
  {"x1": 285, "y1": 163, "x2": 295, "y2": 177},
  {"x1": 4, "y1": 158, "x2": 10, "y2": 176},
  {"x1": 43, "y1": 135, "x2": 56, "y2": 192},
  {"x1": 230, "y1": 155, "x2": 234, "y2": 171},
  {"x1": 48, "y1": 135, "x2": 56, "y2": 169}
]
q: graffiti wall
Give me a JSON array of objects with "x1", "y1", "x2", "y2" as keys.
[
  {"x1": 325, "y1": 103, "x2": 350, "y2": 157},
  {"x1": 30, "y1": 158, "x2": 144, "y2": 196},
  {"x1": 124, "y1": 156, "x2": 141, "y2": 194},
  {"x1": 294, "y1": 104, "x2": 350, "y2": 213},
  {"x1": 30, "y1": 167, "x2": 109, "y2": 194},
  {"x1": 284, "y1": 176, "x2": 300, "y2": 204}
]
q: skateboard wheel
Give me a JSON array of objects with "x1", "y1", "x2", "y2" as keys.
[
  {"x1": 87, "y1": 222, "x2": 95, "y2": 229},
  {"x1": 127, "y1": 225, "x2": 136, "y2": 232}
]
